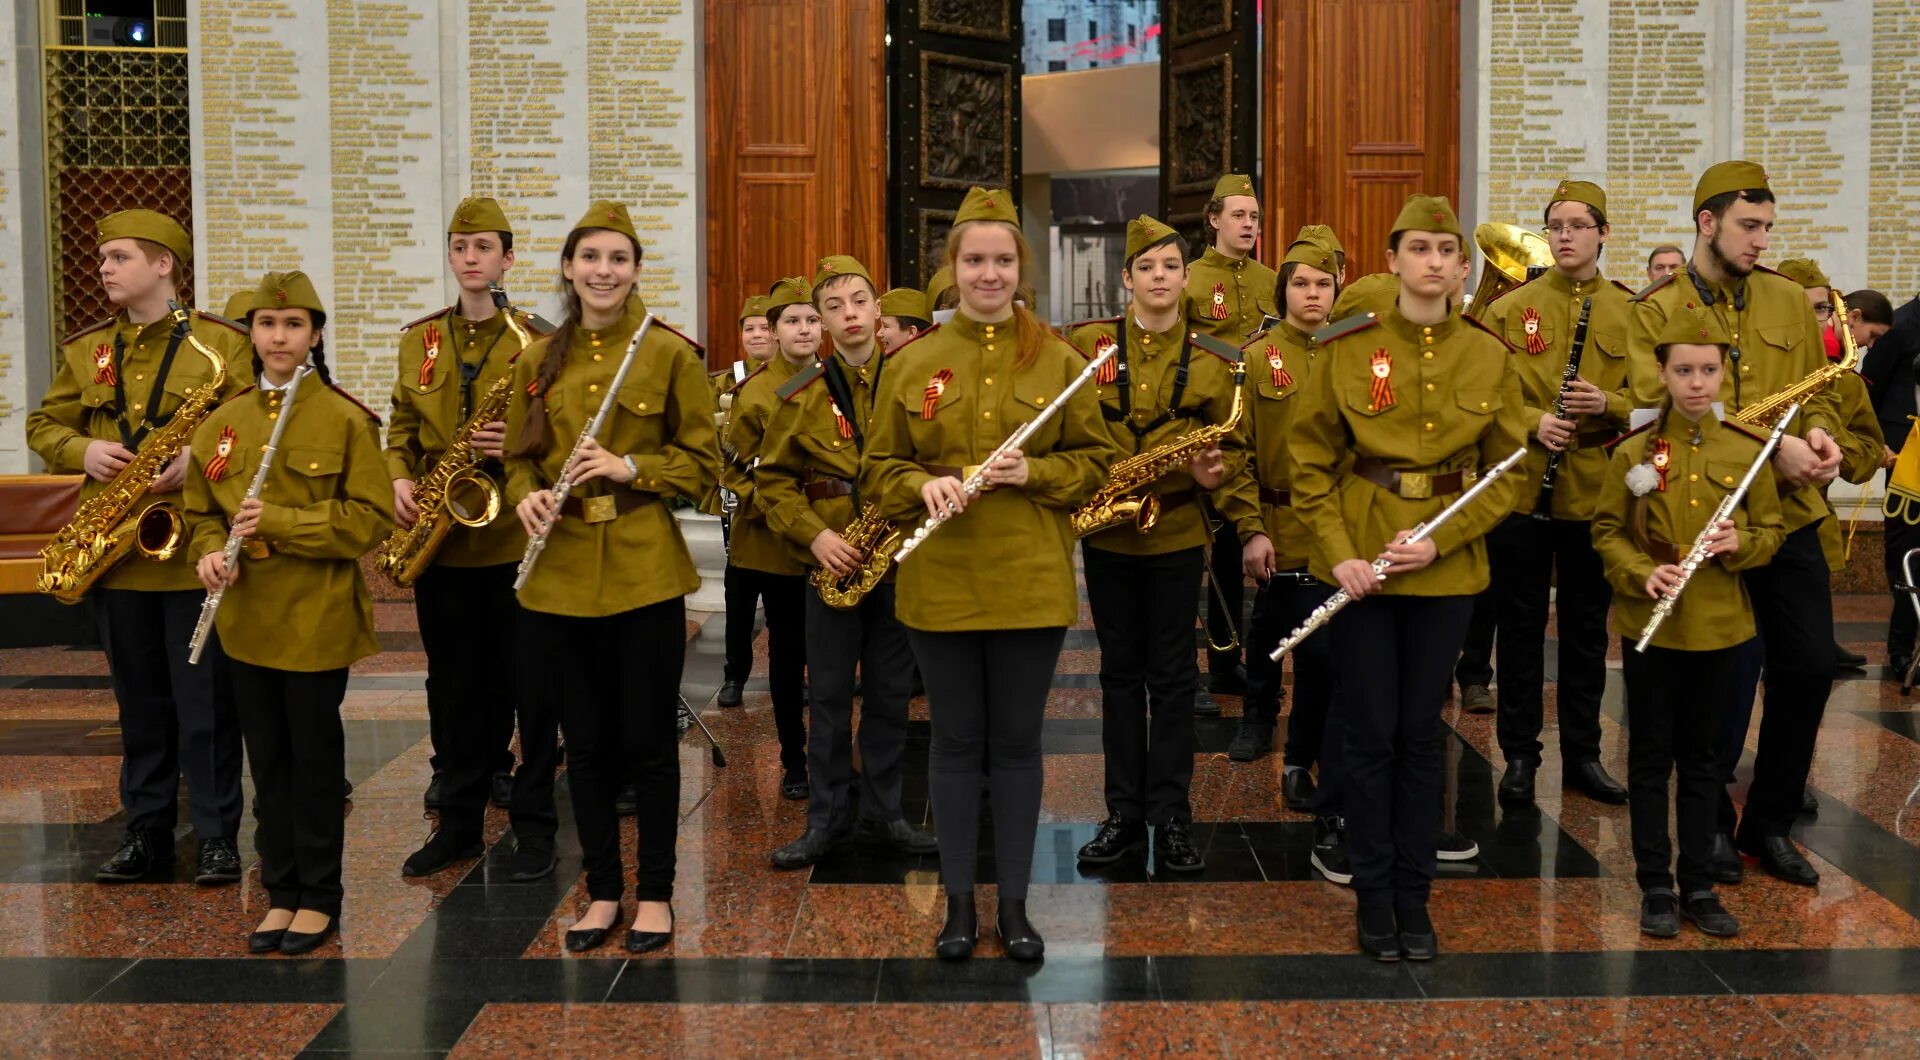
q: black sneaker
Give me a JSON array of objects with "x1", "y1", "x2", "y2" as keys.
[
  {"x1": 1681, "y1": 891, "x2": 1739, "y2": 937},
  {"x1": 96, "y1": 829, "x2": 168, "y2": 882},
  {"x1": 1639, "y1": 888, "x2": 1680, "y2": 938},
  {"x1": 1436, "y1": 830, "x2": 1479, "y2": 861},
  {"x1": 509, "y1": 837, "x2": 557, "y2": 882},
  {"x1": 490, "y1": 771, "x2": 515, "y2": 808},
  {"x1": 195, "y1": 837, "x2": 241, "y2": 885},
  {"x1": 1076, "y1": 815, "x2": 1147, "y2": 864},
  {"x1": 1310, "y1": 819, "x2": 1353, "y2": 886},
  {"x1": 401, "y1": 830, "x2": 483, "y2": 877},
  {"x1": 1155, "y1": 821, "x2": 1206, "y2": 872},
  {"x1": 1227, "y1": 723, "x2": 1272, "y2": 762}
]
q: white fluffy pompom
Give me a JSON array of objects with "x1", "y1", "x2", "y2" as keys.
[{"x1": 1625, "y1": 462, "x2": 1659, "y2": 497}]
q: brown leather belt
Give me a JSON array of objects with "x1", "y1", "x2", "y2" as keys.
[
  {"x1": 803, "y1": 476, "x2": 855, "y2": 500},
  {"x1": 561, "y1": 491, "x2": 656, "y2": 524},
  {"x1": 1351, "y1": 457, "x2": 1475, "y2": 500},
  {"x1": 1157, "y1": 489, "x2": 1197, "y2": 514},
  {"x1": 1260, "y1": 486, "x2": 1292, "y2": 507}
]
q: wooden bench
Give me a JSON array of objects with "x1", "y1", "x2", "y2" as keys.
[{"x1": 0, "y1": 474, "x2": 96, "y2": 647}]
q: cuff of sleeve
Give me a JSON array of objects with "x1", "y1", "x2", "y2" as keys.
[
  {"x1": 61, "y1": 436, "x2": 93, "y2": 473},
  {"x1": 1802, "y1": 412, "x2": 1837, "y2": 438},
  {"x1": 627, "y1": 454, "x2": 665, "y2": 492},
  {"x1": 254, "y1": 503, "x2": 293, "y2": 544},
  {"x1": 1430, "y1": 523, "x2": 1465, "y2": 559},
  {"x1": 385, "y1": 451, "x2": 415, "y2": 482}
]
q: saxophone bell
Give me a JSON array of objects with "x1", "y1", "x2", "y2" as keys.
[
  {"x1": 133, "y1": 501, "x2": 185, "y2": 562},
  {"x1": 443, "y1": 468, "x2": 502, "y2": 529}
]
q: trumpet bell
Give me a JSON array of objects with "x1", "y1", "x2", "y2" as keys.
[
  {"x1": 1467, "y1": 223, "x2": 1554, "y2": 319},
  {"x1": 444, "y1": 469, "x2": 502, "y2": 529}
]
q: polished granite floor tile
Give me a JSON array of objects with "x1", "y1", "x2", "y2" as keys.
[
  {"x1": 451, "y1": 1001, "x2": 1046, "y2": 1058},
  {"x1": 0, "y1": 1001, "x2": 339, "y2": 1056},
  {"x1": 1756, "y1": 993, "x2": 1920, "y2": 1054}
]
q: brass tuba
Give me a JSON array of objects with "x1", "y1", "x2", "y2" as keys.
[
  {"x1": 810, "y1": 503, "x2": 902, "y2": 610},
  {"x1": 374, "y1": 285, "x2": 533, "y2": 587},
  {"x1": 37, "y1": 302, "x2": 228, "y2": 604},
  {"x1": 1466, "y1": 223, "x2": 1553, "y2": 320}
]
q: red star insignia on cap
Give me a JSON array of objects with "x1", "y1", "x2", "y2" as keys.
[
  {"x1": 1432, "y1": 211, "x2": 1445, "y2": 223},
  {"x1": 1699, "y1": 328, "x2": 1710, "y2": 339},
  {"x1": 606, "y1": 208, "x2": 620, "y2": 223},
  {"x1": 821, "y1": 260, "x2": 835, "y2": 274},
  {"x1": 1240, "y1": 181, "x2": 1252, "y2": 192},
  {"x1": 456, "y1": 214, "x2": 470, "y2": 225},
  {"x1": 984, "y1": 198, "x2": 995, "y2": 208},
  {"x1": 275, "y1": 288, "x2": 287, "y2": 305}
]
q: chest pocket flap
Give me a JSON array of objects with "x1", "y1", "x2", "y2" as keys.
[
  {"x1": 284, "y1": 444, "x2": 344, "y2": 479},
  {"x1": 1455, "y1": 388, "x2": 1499, "y2": 417},
  {"x1": 618, "y1": 382, "x2": 668, "y2": 418}
]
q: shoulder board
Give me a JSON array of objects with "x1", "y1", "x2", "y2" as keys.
[
  {"x1": 228, "y1": 385, "x2": 257, "y2": 400},
  {"x1": 1609, "y1": 279, "x2": 1637, "y2": 296},
  {"x1": 741, "y1": 363, "x2": 770, "y2": 386},
  {"x1": 1189, "y1": 330, "x2": 1243, "y2": 364},
  {"x1": 398, "y1": 307, "x2": 453, "y2": 333},
  {"x1": 62, "y1": 316, "x2": 115, "y2": 345},
  {"x1": 652, "y1": 319, "x2": 705, "y2": 354},
  {"x1": 1631, "y1": 273, "x2": 1676, "y2": 303},
  {"x1": 327, "y1": 382, "x2": 382, "y2": 422},
  {"x1": 195, "y1": 310, "x2": 247, "y2": 335},
  {"x1": 775, "y1": 361, "x2": 825, "y2": 402},
  {"x1": 1461, "y1": 313, "x2": 1519, "y2": 352},
  {"x1": 1312, "y1": 311, "x2": 1379, "y2": 345},
  {"x1": 888, "y1": 322, "x2": 944, "y2": 358},
  {"x1": 1064, "y1": 315, "x2": 1123, "y2": 333},
  {"x1": 1720, "y1": 418, "x2": 1771, "y2": 445},
  {"x1": 706, "y1": 366, "x2": 732, "y2": 381},
  {"x1": 1753, "y1": 264, "x2": 1786, "y2": 279},
  {"x1": 518, "y1": 310, "x2": 555, "y2": 335},
  {"x1": 1604, "y1": 421, "x2": 1653, "y2": 451}
]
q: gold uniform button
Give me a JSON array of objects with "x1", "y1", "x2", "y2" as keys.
[
  {"x1": 1142, "y1": 336, "x2": 1152, "y2": 346},
  {"x1": 131, "y1": 403, "x2": 142, "y2": 412},
  {"x1": 1480, "y1": 401, "x2": 1489, "y2": 410},
  {"x1": 983, "y1": 377, "x2": 994, "y2": 386},
  {"x1": 588, "y1": 384, "x2": 599, "y2": 393},
  {"x1": 1424, "y1": 422, "x2": 1435, "y2": 431},
  {"x1": 986, "y1": 344, "x2": 996, "y2": 352},
  {"x1": 983, "y1": 411, "x2": 993, "y2": 420},
  {"x1": 134, "y1": 373, "x2": 145, "y2": 381},
  {"x1": 1724, "y1": 475, "x2": 1735, "y2": 485},
  {"x1": 1689, "y1": 473, "x2": 1699, "y2": 482},
  {"x1": 308, "y1": 462, "x2": 319, "y2": 471},
  {"x1": 1423, "y1": 351, "x2": 1434, "y2": 360},
  {"x1": 1689, "y1": 498, "x2": 1700, "y2": 507},
  {"x1": 1138, "y1": 382, "x2": 1149, "y2": 392},
  {"x1": 593, "y1": 354, "x2": 603, "y2": 362},
  {"x1": 637, "y1": 402, "x2": 647, "y2": 411},
  {"x1": 1034, "y1": 396, "x2": 1046, "y2": 406},
  {"x1": 1425, "y1": 383, "x2": 1436, "y2": 392},
  {"x1": 1422, "y1": 327, "x2": 1433, "y2": 335},
  {"x1": 1422, "y1": 336, "x2": 1434, "y2": 344},
  {"x1": 267, "y1": 411, "x2": 278, "y2": 420}
]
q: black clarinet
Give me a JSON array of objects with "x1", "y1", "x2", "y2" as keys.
[{"x1": 1532, "y1": 296, "x2": 1593, "y2": 521}]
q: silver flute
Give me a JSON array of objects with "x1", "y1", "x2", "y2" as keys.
[
  {"x1": 1268, "y1": 446, "x2": 1528, "y2": 661},
  {"x1": 893, "y1": 343, "x2": 1118, "y2": 564},
  {"x1": 1634, "y1": 403, "x2": 1798, "y2": 652},
  {"x1": 514, "y1": 314, "x2": 655, "y2": 591},
  {"x1": 189, "y1": 365, "x2": 312, "y2": 665}
]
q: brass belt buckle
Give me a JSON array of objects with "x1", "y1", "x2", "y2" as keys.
[
  {"x1": 1399, "y1": 472, "x2": 1432, "y2": 500},
  {"x1": 962, "y1": 464, "x2": 985, "y2": 489},
  {"x1": 583, "y1": 495, "x2": 618, "y2": 523},
  {"x1": 1462, "y1": 466, "x2": 1480, "y2": 487}
]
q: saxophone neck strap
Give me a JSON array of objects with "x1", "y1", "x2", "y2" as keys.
[
  {"x1": 112, "y1": 323, "x2": 189, "y2": 449},
  {"x1": 1102, "y1": 324, "x2": 1198, "y2": 441}
]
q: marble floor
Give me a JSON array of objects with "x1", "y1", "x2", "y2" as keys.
[{"x1": 2, "y1": 587, "x2": 1920, "y2": 1056}]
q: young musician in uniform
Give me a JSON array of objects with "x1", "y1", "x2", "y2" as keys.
[
  {"x1": 1067, "y1": 215, "x2": 1242, "y2": 873},
  {"x1": 1625, "y1": 162, "x2": 1844, "y2": 888},
  {"x1": 760, "y1": 257, "x2": 938, "y2": 867},
  {"x1": 718, "y1": 293, "x2": 781, "y2": 710},
  {"x1": 1290, "y1": 196, "x2": 1526, "y2": 960},
  {"x1": 387, "y1": 198, "x2": 562, "y2": 881},
  {"x1": 1477, "y1": 180, "x2": 1632, "y2": 807},
  {"x1": 877, "y1": 288, "x2": 932, "y2": 354},
  {"x1": 504, "y1": 201, "x2": 720, "y2": 953},
  {"x1": 26, "y1": 209, "x2": 253, "y2": 885},
  {"x1": 1185, "y1": 174, "x2": 1278, "y2": 696},
  {"x1": 1593, "y1": 304, "x2": 1785, "y2": 939},
  {"x1": 861, "y1": 187, "x2": 1112, "y2": 960},
  {"x1": 721, "y1": 281, "x2": 816, "y2": 799},
  {"x1": 187, "y1": 271, "x2": 394, "y2": 954}
]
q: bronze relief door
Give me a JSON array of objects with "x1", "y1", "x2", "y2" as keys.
[
  {"x1": 1159, "y1": 0, "x2": 1259, "y2": 253},
  {"x1": 886, "y1": 1, "x2": 1023, "y2": 289}
]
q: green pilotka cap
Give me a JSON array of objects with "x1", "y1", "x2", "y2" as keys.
[
  {"x1": 1774, "y1": 258, "x2": 1830, "y2": 291},
  {"x1": 739, "y1": 294, "x2": 772, "y2": 323},
  {"x1": 448, "y1": 196, "x2": 513, "y2": 237},
  {"x1": 96, "y1": 209, "x2": 191, "y2": 264},
  {"x1": 954, "y1": 187, "x2": 1019, "y2": 226},
  {"x1": 765, "y1": 276, "x2": 813, "y2": 322},
  {"x1": 878, "y1": 288, "x2": 928, "y2": 320},
  {"x1": 1389, "y1": 194, "x2": 1462, "y2": 240},
  {"x1": 1550, "y1": 179, "x2": 1608, "y2": 217},
  {"x1": 1124, "y1": 215, "x2": 1182, "y2": 265},
  {"x1": 252, "y1": 270, "x2": 326, "y2": 315},
  {"x1": 1211, "y1": 174, "x2": 1257, "y2": 202},
  {"x1": 1693, "y1": 160, "x2": 1771, "y2": 213},
  {"x1": 812, "y1": 255, "x2": 875, "y2": 292},
  {"x1": 571, "y1": 200, "x2": 639, "y2": 243},
  {"x1": 1656, "y1": 301, "x2": 1732, "y2": 350}
]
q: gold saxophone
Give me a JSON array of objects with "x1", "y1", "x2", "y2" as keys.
[
  {"x1": 1733, "y1": 289, "x2": 1859, "y2": 428},
  {"x1": 1071, "y1": 361, "x2": 1247, "y2": 538},
  {"x1": 810, "y1": 502, "x2": 903, "y2": 610},
  {"x1": 37, "y1": 302, "x2": 229, "y2": 604},
  {"x1": 374, "y1": 285, "x2": 535, "y2": 587}
]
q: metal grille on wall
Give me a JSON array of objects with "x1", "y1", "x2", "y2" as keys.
[{"x1": 42, "y1": 0, "x2": 194, "y2": 340}]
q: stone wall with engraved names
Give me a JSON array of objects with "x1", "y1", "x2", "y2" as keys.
[{"x1": 0, "y1": 14, "x2": 26, "y2": 470}]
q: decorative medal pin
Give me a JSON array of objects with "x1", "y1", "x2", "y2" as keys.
[
  {"x1": 1521, "y1": 307, "x2": 1548, "y2": 355},
  {"x1": 204, "y1": 426, "x2": 236, "y2": 482},
  {"x1": 1266, "y1": 346, "x2": 1292, "y2": 388},
  {"x1": 830, "y1": 399, "x2": 853, "y2": 439},
  {"x1": 922, "y1": 368, "x2": 953, "y2": 420},
  {"x1": 419, "y1": 324, "x2": 442, "y2": 387},
  {"x1": 1209, "y1": 283, "x2": 1229, "y2": 320},
  {"x1": 1093, "y1": 335, "x2": 1118, "y2": 384},
  {"x1": 92, "y1": 342, "x2": 117, "y2": 386},
  {"x1": 1651, "y1": 438, "x2": 1672, "y2": 492},
  {"x1": 1367, "y1": 349, "x2": 1395, "y2": 411}
]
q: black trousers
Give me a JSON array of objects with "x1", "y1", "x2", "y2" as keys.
[
  {"x1": 414, "y1": 563, "x2": 558, "y2": 845},
  {"x1": 95, "y1": 587, "x2": 243, "y2": 840},
  {"x1": 1489, "y1": 514, "x2": 1610, "y2": 767},
  {"x1": 1205, "y1": 517, "x2": 1245, "y2": 673},
  {"x1": 1887, "y1": 515, "x2": 1920, "y2": 661},
  {"x1": 804, "y1": 581, "x2": 913, "y2": 831},
  {"x1": 526, "y1": 598, "x2": 685, "y2": 903},
  {"x1": 1454, "y1": 587, "x2": 1496, "y2": 690},
  {"x1": 1243, "y1": 570, "x2": 1335, "y2": 771},
  {"x1": 1333, "y1": 593, "x2": 1474, "y2": 907},
  {"x1": 910, "y1": 625, "x2": 1064, "y2": 901},
  {"x1": 723, "y1": 564, "x2": 809, "y2": 772},
  {"x1": 1085, "y1": 544, "x2": 1203, "y2": 825},
  {"x1": 1625, "y1": 640, "x2": 1734, "y2": 895},
  {"x1": 229, "y1": 660, "x2": 347, "y2": 916},
  {"x1": 1724, "y1": 522, "x2": 1836, "y2": 840}
]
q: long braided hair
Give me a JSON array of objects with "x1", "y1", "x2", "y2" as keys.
[{"x1": 509, "y1": 227, "x2": 642, "y2": 458}]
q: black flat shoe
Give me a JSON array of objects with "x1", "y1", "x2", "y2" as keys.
[
  {"x1": 626, "y1": 905, "x2": 673, "y2": 954},
  {"x1": 1708, "y1": 833, "x2": 1744, "y2": 884},
  {"x1": 565, "y1": 925, "x2": 613, "y2": 953},
  {"x1": 996, "y1": 898, "x2": 1044, "y2": 962},
  {"x1": 1357, "y1": 906, "x2": 1401, "y2": 962},
  {"x1": 195, "y1": 837, "x2": 241, "y2": 885},
  {"x1": 96, "y1": 829, "x2": 168, "y2": 883},
  {"x1": 1834, "y1": 643, "x2": 1868, "y2": 670},
  {"x1": 780, "y1": 770, "x2": 809, "y2": 801},
  {"x1": 1736, "y1": 834, "x2": 1820, "y2": 887},
  {"x1": 401, "y1": 831, "x2": 484, "y2": 878},
  {"x1": 935, "y1": 892, "x2": 977, "y2": 960},
  {"x1": 1208, "y1": 663, "x2": 1248, "y2": 697},
  {"x1": 1566, "y1": 761, "x2": 1629, "y2": 805},
  {"x1": 1077, "y1": 815, "x2": 1146, "y2": 864},
  {"x1": 1395, "y1": 904, "x2": 1437, "y2": 961},
  {"x1": 278, "y1": 916, "x2": 337, "y2": 956},
  {"x1": 1498, "y1": 759, "x2": 1536, "y2": 805},
  {"x1": 717, "y1": 680, "x2": 745, "y2": 708},
  {"x1": 247, "y1": 929, "x2": 286, "y2": 955},
  {"x1": 1281, "y1": 768, "x2": 1318, "y2": 811}
]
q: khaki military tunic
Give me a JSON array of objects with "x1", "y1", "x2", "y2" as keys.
[
  {"x1": 26, "y1": 310, "x2": 254, "y2": 593},
  {"x1": 859, "y1": 312, "x2": 1114, "y2": 631},
  {"x1": 1627, "y1": 267, "x2": 1840, "y2": 534},
  {"x1": 1592, "y1": 412, "x2": 1786, "y2": 651},
  {"x1": 1064, "y1": 313, "x2": 1244, "y2": 556},
  {"x1": 1481, "y1": 270, "x2": 1636, "y2": 519},
  {"x1": 1289, "y1": 305, "x2": 1528, "y2": 596},
  {"x1": 723, "y1": 356, "x2": 808, "y2": 576},
  {"x1": 184, "y1": 380, "x2": 394, "y2": 671},
  {"x1": 1218, "y1": 319, "x2": 1319, "y2": 569},
  {"x1": 1332, "y1": 273, "x2": 1398, "y2": 320},
  {"x1": 1185, "y1": 247, "x2": 1279, "y2": 344},
  {"x1": 1817, "y1": 370, "x2": 1886, "y2": 571},
  {"x1": 758, "y1": 350, "x2": 889, "y2": 569},
  {"x1": 502, "y1": 298, "x2": 721, "y2": 618},
  {"x1": 384, "y1": 306, "x2": 549, "y2": 569}
]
